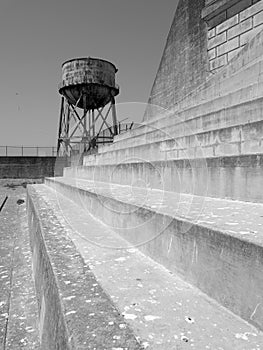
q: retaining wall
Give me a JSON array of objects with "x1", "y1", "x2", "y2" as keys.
[{"x1": 0, "y1": 157, "x2": 65, "y2": 179}]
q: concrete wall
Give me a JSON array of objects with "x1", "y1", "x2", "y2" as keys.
[
  {"x1": 202, "y1": 0, "x2": 262, "y2": 28},
  {"x1": 207, "y1": 0, "x2": 263, "y2": 72},
  {"x1": 145, "y1": 0, "x2": 208, "y2": 115},
  {"x1": 0, "y1": 157, "x2": 65, "y2": 179},
  {"x1": 145, "y1": 0, "x2": 263, "y2": 116}
]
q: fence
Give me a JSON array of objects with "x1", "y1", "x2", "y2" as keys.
[{"x1": 0, "y1": 146, "x2": 57, "y2": 157}]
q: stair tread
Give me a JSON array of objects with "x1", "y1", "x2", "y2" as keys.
[{"x1": 48, "y1": 177, "x2": 263, "y2": 248}]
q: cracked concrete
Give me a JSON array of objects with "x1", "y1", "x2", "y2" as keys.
[
  {"x1": 27, "y1": 185, "x2": 143, "y2": 349},
  {"x1": 30, "y1": 183, "x2": 263, "y2": 349},
  {"x1": 0, "y1": 183, "x2": 40, "y2": 349}
]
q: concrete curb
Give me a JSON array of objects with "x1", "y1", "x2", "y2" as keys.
[{"x1": 27, "y1": 185, "x2": 142, "y2": 349}]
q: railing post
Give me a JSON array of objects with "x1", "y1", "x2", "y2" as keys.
[
  {"x1": 5, "y1": 146, "x2": 7, "y2": 156},
  {"x1": 21, "y1": 146, "x2": 23, "y2": 156},
  {"x1": 36, "y1": 147, "x2": 38, "y2": 156}
]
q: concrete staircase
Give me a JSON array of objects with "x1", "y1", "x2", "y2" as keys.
[
  {"x1": 27, "y1": 182, "x2": 263, "y2": 349},
  {"x1": 26, "y1": 29, "x2": 263, "y2": 349},
  {"x1": 62, "y1": 29, "x2": 263, "y2": 203}
]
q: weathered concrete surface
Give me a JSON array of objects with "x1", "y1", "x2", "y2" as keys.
[
  {"x1": 45, "y1": 176, "x2": 263, "y2": 331},
  {"x1": 146, "y1": 0, "x2": 208, "y2": 113},
  {"x1": 65, "y1": 154, "x2": 263, "y2": 203},
  {"x1": 202, "y1": 0, "x2": 253, "y2": 26},
  {"x1": 82, "y1": 114, "x2": 263, "y2": 163},
  {"x1": 73, "y1": 30, "x2": 263, "y2": 203},
  {"x1": 205, "y1": 0, "x2": 263, "y2": 72},
  {"x1": 0, "y1": 184, "x2": 40, "y2": 349},
  {"x1": 0, "y1": 157, "x2": 55, "y2": 179},
  {"x1": 202, "y1": 0, "x2": 240, "y2": 21},
  {"x1": 98, "y1": 91, "x2": 263, "y2": 155},
  {"x1": 0, "y1": 156, "x2": 65, "y2": 179},
  {"x1": 27, "y1": 185, "x2": 142, "y2": 350},
  {"x1": 0, "y1": 178, "x2": 43, "y2": 188},
  {"x1": 146, "y1": 0, "x2": 263, "y2": 116},
  {"x1": 30, "y1": 183, "x2": 263, "y2": 349}
]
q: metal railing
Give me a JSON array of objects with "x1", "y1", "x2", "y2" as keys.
[
  {"x1": 0, "y1": 146, "x2": 57, "y2": 157},
  {"x1": 98, "y1": 122, "x2": 136, "y2": 144}
]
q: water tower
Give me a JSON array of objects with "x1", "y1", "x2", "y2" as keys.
[{"x1": 57, "y1": 57, "x2": 119, "y2": 156}]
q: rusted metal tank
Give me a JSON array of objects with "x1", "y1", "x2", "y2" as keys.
[{"x1": 58, "y1": 57, "x2": 119, "y2": 109}]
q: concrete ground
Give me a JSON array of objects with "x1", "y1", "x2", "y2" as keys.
[
  {"x1": 1, "y1": 180, "x2": 143, "y2": 349},
  {"x1": 0, "y1": 181, "x2": 40, "y2": 349}
]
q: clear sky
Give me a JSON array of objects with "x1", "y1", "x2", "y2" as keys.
[{"x1": 0, "y1": 0, "x2": 178, "y2": 147}]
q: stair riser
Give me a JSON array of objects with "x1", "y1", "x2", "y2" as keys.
[
  {"x1": 65, "y1": 154, "x2": 263, "y2": 203},
  {"x1": 45, "y1": 177, "x2": 263, "y2": 331},
  {"x1": 83, "y1": 118, "x2": 263, "y2": 167}
]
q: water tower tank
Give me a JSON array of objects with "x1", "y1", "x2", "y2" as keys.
[
  {"x1": 58, "y1": 57, "x2": 119, "y2": 109},
  {"x1": 57, "y1": 56, "x2": 120, "y2": 156}
]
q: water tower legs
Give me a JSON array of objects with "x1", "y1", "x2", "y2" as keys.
[
  {"x1": 111, "y1": 96, "x2": 118, "y2": 136},
  {"x1": 57, "y1": 96, "x2": 119, "y2": 157}
]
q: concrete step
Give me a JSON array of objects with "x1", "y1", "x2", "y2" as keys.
[
  {"x1": 27, "y1": 185, "x2": 142, "y2": 350},
  {"x1": 102, "y1": 86, "x2": 263, "y2": 158},
  {"x1": 70, "y1": 95, "x2": 263, "y2": 201},
  {"x1": 81, "y1": 93, "x2": 263, "y2": 169},
  {"x1": 28, "y1": 182, "x2": 263, "y2": 349},
  {"x1": 82, "y1": 114, "x2": 263, "y2": 166},
  {"x1": 93, "y1": 31, "x2": 263, "y2": 162},
  {"x1": 45, "y1": 176, "x2": 263, "y2": 333},
  {"x1": 118, "y1": 74, "x2": 263, "y2": 141},
  {"x1": 64, "y1": 154, "x2": 263, "y2": 203},
  {"x1": 0, "y1": 187, "x2": 40, "y2": 349},
  {"x1": 112, "y1": 51, "x2": 263, "y2": 147}
]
